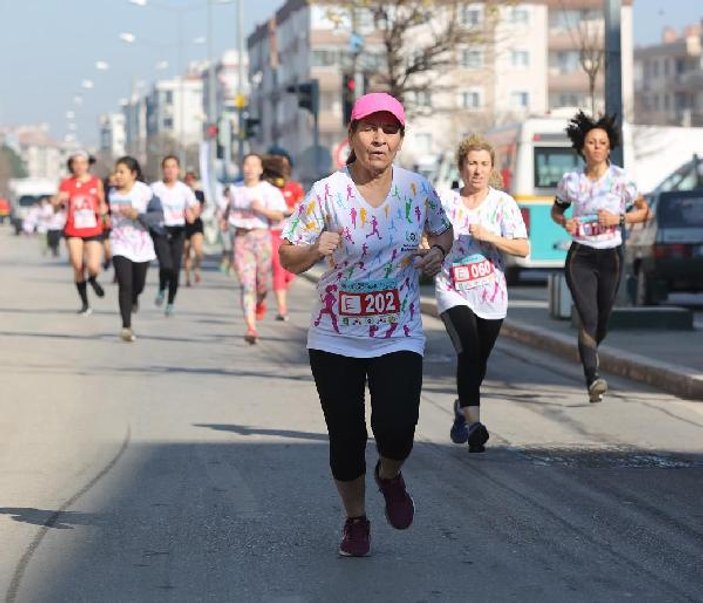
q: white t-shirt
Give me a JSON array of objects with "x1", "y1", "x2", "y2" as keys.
[
  {"x1": 151, "y1": 180, "x2": 198, "y2": 227},
  {"x1": 109, "y1": 181, "x2": 157, "y2": 263},
  {"x1": 435, "y1": 188, "x2": 527, "y2": 319},
  {"x1": 219, "y1": 181, "x2": 287, "y2": 230},
  {"x1": 556, "y1": 165, "x2": 638, "y2": 249},
  {"x1": 282, "y1": 166, "x2": 451, "y2": 358}
]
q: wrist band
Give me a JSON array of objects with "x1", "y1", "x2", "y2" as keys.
[
  {"x1": 619, "y1": 213, "x2": 626, "y2": 227},
  {"x1": 431, "y1": 243, "x2": 447, "y2": 258}
]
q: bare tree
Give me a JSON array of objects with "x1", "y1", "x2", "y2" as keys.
[
  {"x1": 337, "y1": 0, "x2": 507, "y2": 116},
  {"x1": 559, "y1": 2, "x2": 604, "y2": 115}
]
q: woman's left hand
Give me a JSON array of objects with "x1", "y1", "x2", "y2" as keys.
[
  {"x1": 469, "y1": 223, "x2": 494, "y2": 243},
  {"x1": 119, "y1": 206, "x2": 139, "y2": 220},
  {"x1": 413, "y1": 247, "x2": 444, "y2": 277},
  {"x1": 597, "y1": 209, "x2": 620, "y2": 227}
]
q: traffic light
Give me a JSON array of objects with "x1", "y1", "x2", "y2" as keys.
[
  {"x1": 245, "y1": 117, "x2": 260, "y2": 139},
  {"x1": 205, "y1": 123, "x2": 218, "y2": 139},
  {"x1": 285, "y1": 80, "x2": 319, "y2": 116},
  {"x1": 342, "y1": 72, "x2": 356, "y2": 125}
]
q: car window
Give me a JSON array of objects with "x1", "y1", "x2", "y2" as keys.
[{"x1": 658, "y1": 194, "x2": 703, "y2": 227}]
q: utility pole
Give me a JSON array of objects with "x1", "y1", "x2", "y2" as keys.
[
  {"x1": 178, "y1": 11, "x2": 186, "y2": 169},
  {"x1": 207, "y1": 0, "x2": 217, "y2": 185},
  {"x1": 237, "y1": 0, "x2": 245, "y2": 172},
  {"x1": 604, "y1": 0, "x2": 624, "y2": 168}
]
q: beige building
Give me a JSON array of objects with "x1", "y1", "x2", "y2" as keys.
[
  {"x1": 634, "y1": 22, "x2": 703, "y2": 126},
  {"x1": 247, "y1": 0, "x2": 633, "y2": 177}
]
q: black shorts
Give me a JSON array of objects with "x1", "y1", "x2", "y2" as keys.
[
  {"x1": 66, "y1": 234, "x2": 104, "y2": 243},
  {"x1": 185, "y1": 218, "x2": 204, "y2": 239}
]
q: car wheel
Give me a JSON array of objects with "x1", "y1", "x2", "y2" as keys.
[{"x1": 635, "y1": 270, "x2": 654, "y2": 306}]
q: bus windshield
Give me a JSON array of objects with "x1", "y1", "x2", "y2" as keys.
[{"x1": 534, "y1": 147, "x2": 581, "y2": 189}]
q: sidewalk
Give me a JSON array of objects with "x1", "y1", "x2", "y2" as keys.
[{"x1": 301, "y1": 265, "x2": 703, "y2": 401}]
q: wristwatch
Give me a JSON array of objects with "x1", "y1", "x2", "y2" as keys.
[{"x1": 619, "y1": 213, "x2": 626, "y2": 227}]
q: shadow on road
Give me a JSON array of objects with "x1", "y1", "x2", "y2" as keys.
[
  {"x1": 0, "y1": 508, "x2": 97, "y2": 530},
  {"x1": 193, "y1": 423, "x2": 328, "y2": 442}
]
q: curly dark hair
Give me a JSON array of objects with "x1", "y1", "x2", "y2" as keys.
[{"x1": 565, "y1": 111, "x2": 621, "y2": 159}]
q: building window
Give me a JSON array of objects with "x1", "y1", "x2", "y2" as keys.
[
  {"x1": 556, "y1": 93, "x2": 579, "y2": 107},
  {"x1": 554, "y1": 50, "x2": 580, "y2": 74},
  {"x1": 511, "y1": 50, "x2": 530, "y2": 68},
  {"x1": 652, "y1": 61, "x2": 659, "y2": 77},
  {"x1": 510, "y1": 91, "x2": 529, "y2": 109},
  {"x1": 506, "y1": 7, "x2": 529, "y2": 24},
  {"x1": 163, "y1": 91, "x2": 173, "y2": 104},
  {"x1": 461, "y1": 49, "x2": 483, "y2": 69},
  {"x1": 461, "y1": 6, "x2": 481, "y2": 26},
  {"x1": 410, "y1": 90, "x2": 432, "y2": 108},
  {"x1": 664, "y1": 94, "x2": 670, "y2": 110},
  {"x1": 460, "y1": 90, "x2": 482, "y2": 109},
  {"x1": 163, "y1": 117, "x2": 174, "y2": 129},
  {"x1": 311, "y1": 49, "x2": 340, "y2": 67},
  {"x1": 415, "y1": 133, "x2": 433, "y2": 155}
]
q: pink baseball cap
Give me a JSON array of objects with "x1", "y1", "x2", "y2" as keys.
[{"x1": 350, "y1": 92, "x2": 406, "y2": 126}]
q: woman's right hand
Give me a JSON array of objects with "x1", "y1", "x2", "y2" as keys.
[
  {"x1": 315, "y1": 230, "x2": 342, "y2": 257},
  {"x1": 564, "y1": 218, "x2": 578, "y2": 235}
]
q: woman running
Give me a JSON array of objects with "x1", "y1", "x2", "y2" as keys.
[
  {"x1": 280, "y1": 92, "x2": 452, "y2": 557},
  {"x1": 435, "y1": 134, "x2": 529, "y2": 452},
  {"x1": 109, "y1": 156, "x2": 164, "y2": 342},
  {"x1": 183, "y1": 171, "x2": 206, "y2": 287},
  {"x1": 53, "y1": 150, "x2": 108, "y2": 315},
  {"x1": 151, "y1": 156, "x2": 200, "y2": 316},
  {"x1": 219, "y1": 153, "x2": 286, "y2": 344},
  {"x1": 551, "y1": 111, "x2": 649, "y2": 402},
  {"x1": 265, "y1": 150, "x2": 305, "y2": 321}
]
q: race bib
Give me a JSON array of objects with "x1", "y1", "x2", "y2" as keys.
[
  {"x1": 576, "y1": 214, "x2": 616, "y2": 240},
  {"x1": 451, "y1": 254, "x2": 495, "y2": 291},
  {"x1": 339, "y1": 278, "x2": 400, "y2": 326},
  {"x1": 74, "y1": 208, "x2": 97, "y2": 229},
  {"x1": 165, "y1": 207, "x2": 185, "y2": 223}
]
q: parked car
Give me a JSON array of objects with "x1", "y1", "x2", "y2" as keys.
[
  {"x1": 625, "y1": 189, "x2": 703, "y2": 304},
  {"x1": 8, "y1": 178, "x2": 57, "y2": 234}
]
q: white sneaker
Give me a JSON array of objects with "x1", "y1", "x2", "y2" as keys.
[
  {"x1": 588, "y1": 378, "x2": 608, "y2": 403},
  {"x1": 120, "y1": 328, "x2": 136, "y2": 343}
]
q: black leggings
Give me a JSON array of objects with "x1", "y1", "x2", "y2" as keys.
[
  {"x1": 309, "y1": 349, "x2": 423, "y2": 482},
  {"x1": 441, "y1": 305, "x2": 503, "y2": 408},
  {"x1": 564, "y1": 243, "x2": 623, "y2": 385},
  {"x1": 113, "y1": 256, "x2": 149, "y2": 328},
  {"x1": 153, "y1": 227, "x2": 185, "y2": 304}
]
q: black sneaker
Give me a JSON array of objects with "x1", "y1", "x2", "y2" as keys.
[
  {"x1": 90, "y1": 279, "x2": 105, "y2": 298},
  {"x1": 467, "y1": 422, "x2": 489, "y2": 453},
  {"x1": 450, "y1": 399, "x2": 468, "y2": 444}
]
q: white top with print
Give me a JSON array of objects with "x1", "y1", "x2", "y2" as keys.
[
  {"x1": 219, "y1": 181, "x2": 287, "y2": 230},
  {"x1": 556, "y1": 165, "x2": 638, "y2": 250},
  {"x1": 435, "y1": 188, "x2": 527, "y2": 319},
  {"x1": 282, "y1": 166, "x2": 451, "y2": 358},
  {"x1": 109, "y1": 181, "x2": 157, "y2": 263},
  {"x1": 151, "y1": 181, "x2": 198, "y2": 227}
]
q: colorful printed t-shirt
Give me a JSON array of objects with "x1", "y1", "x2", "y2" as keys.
[
  {"x1": 60, "y1": 176, "x2": 103, "y2": 238},
  {"x1": 435, "y1": 188, "x2": 527, "y2": 320},
  {"x1": 219, "y1": 181, "x2": 287, "y2": 230},
  {"x1": 271, "y1": 180, "x2": 305, "y2": 232},
  {"x1": 151, "y1": 181, "x2": 198, "y2": 227},
  {"x1": 109, "y1": 181, "x2": 157, "y2": 263},
  {"x1": 556, "y1": 165, "x2": 638, "y2": 250},
  {"x1": 282, "y1": 166, "x2": 451, "y2": 358}
]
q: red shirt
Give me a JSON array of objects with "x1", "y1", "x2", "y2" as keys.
[
  {"x1": 60, "y1": 176, "x2": 104, "y2": 238},
  {"x1": 281, "y1": 180, "x2": 304, "y2": 211}
]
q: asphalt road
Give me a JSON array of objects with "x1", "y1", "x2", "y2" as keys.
[{"x1": 1, "y1": 230, "x2": 702, "y2": 603}]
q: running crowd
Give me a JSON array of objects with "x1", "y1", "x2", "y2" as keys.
[{"x1": 24, "y1": 92, "x2": 649, "y2": 558}]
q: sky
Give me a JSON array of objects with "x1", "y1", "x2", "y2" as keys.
[{"x1": 0, "y1": 0, "x2": 701, "y2": 146}]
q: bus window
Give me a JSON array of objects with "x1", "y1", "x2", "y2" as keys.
[{"x1": 533, "y1": 147, "x2": 581, "y2": 189}]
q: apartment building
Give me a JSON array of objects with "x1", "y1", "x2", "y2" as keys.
[
  {"x1": 634, "y1": 22, "x2": 703, "y2": 126},
  {"x1": 98, "y1": 113, "x2": 126, "y2": 160},
  {"x1": 247, "y1": 0, "x2": 633, "y2": 176}
]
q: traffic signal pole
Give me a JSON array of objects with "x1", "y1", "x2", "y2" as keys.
[{"x1": 604, "y1": 0, "x2": 624, "y2": 168}]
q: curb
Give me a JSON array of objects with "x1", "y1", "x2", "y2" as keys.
[
  {"x1": 302, "y1": 269, "x2": 703, "y2": 401},
  {"x1": 420, "y1": 297, "x2": 703, "y2": 401}
]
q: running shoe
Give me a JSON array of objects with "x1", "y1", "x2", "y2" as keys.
[
  {"x1": 120, "y1": 328, "x2": 136, "y2": 343},
  {"x1": 339, "y1": 517, "x2": 371, "y2": 557},
  {"x1": 90, "y1": 279, "x2": 105, "y2": 298},
  {"x1": 255, "y1": 301, "x2": 267, "y2": 321},
  {"x1": 467, "y1": 422, "x2": 489, "y2": 454},
  {"x1": 374, "y1": 461, "x2": 414, "y2": 530},
  {"x1": 244, "y1": 328, "x2": 258, "y2": 345},
  {"x1": 77, "y1": 305, "x2": 92, "y2": 316},
  {"x1": 165, "y1": 304, "x2": 174, "y2": 317},
  {"x1": 154, "y1": 290, "x2": 165, "y2": 307},
  {"x1": 588, "y1": 378, "x2": 608, "y2": 403},
  {"x1": 275, "y1": 313, "x2": 289, "y2": 322},
  {"x1": 450, "y1": 399, "x2": 468, "y2": 444}
]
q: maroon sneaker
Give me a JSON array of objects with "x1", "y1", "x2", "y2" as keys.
[
  {"x1": 374, "y1": 462, "x2": 415, "y2": 530},
  {"x1": 339, "y1": 517, "x2": 371, "y2": 557}
]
